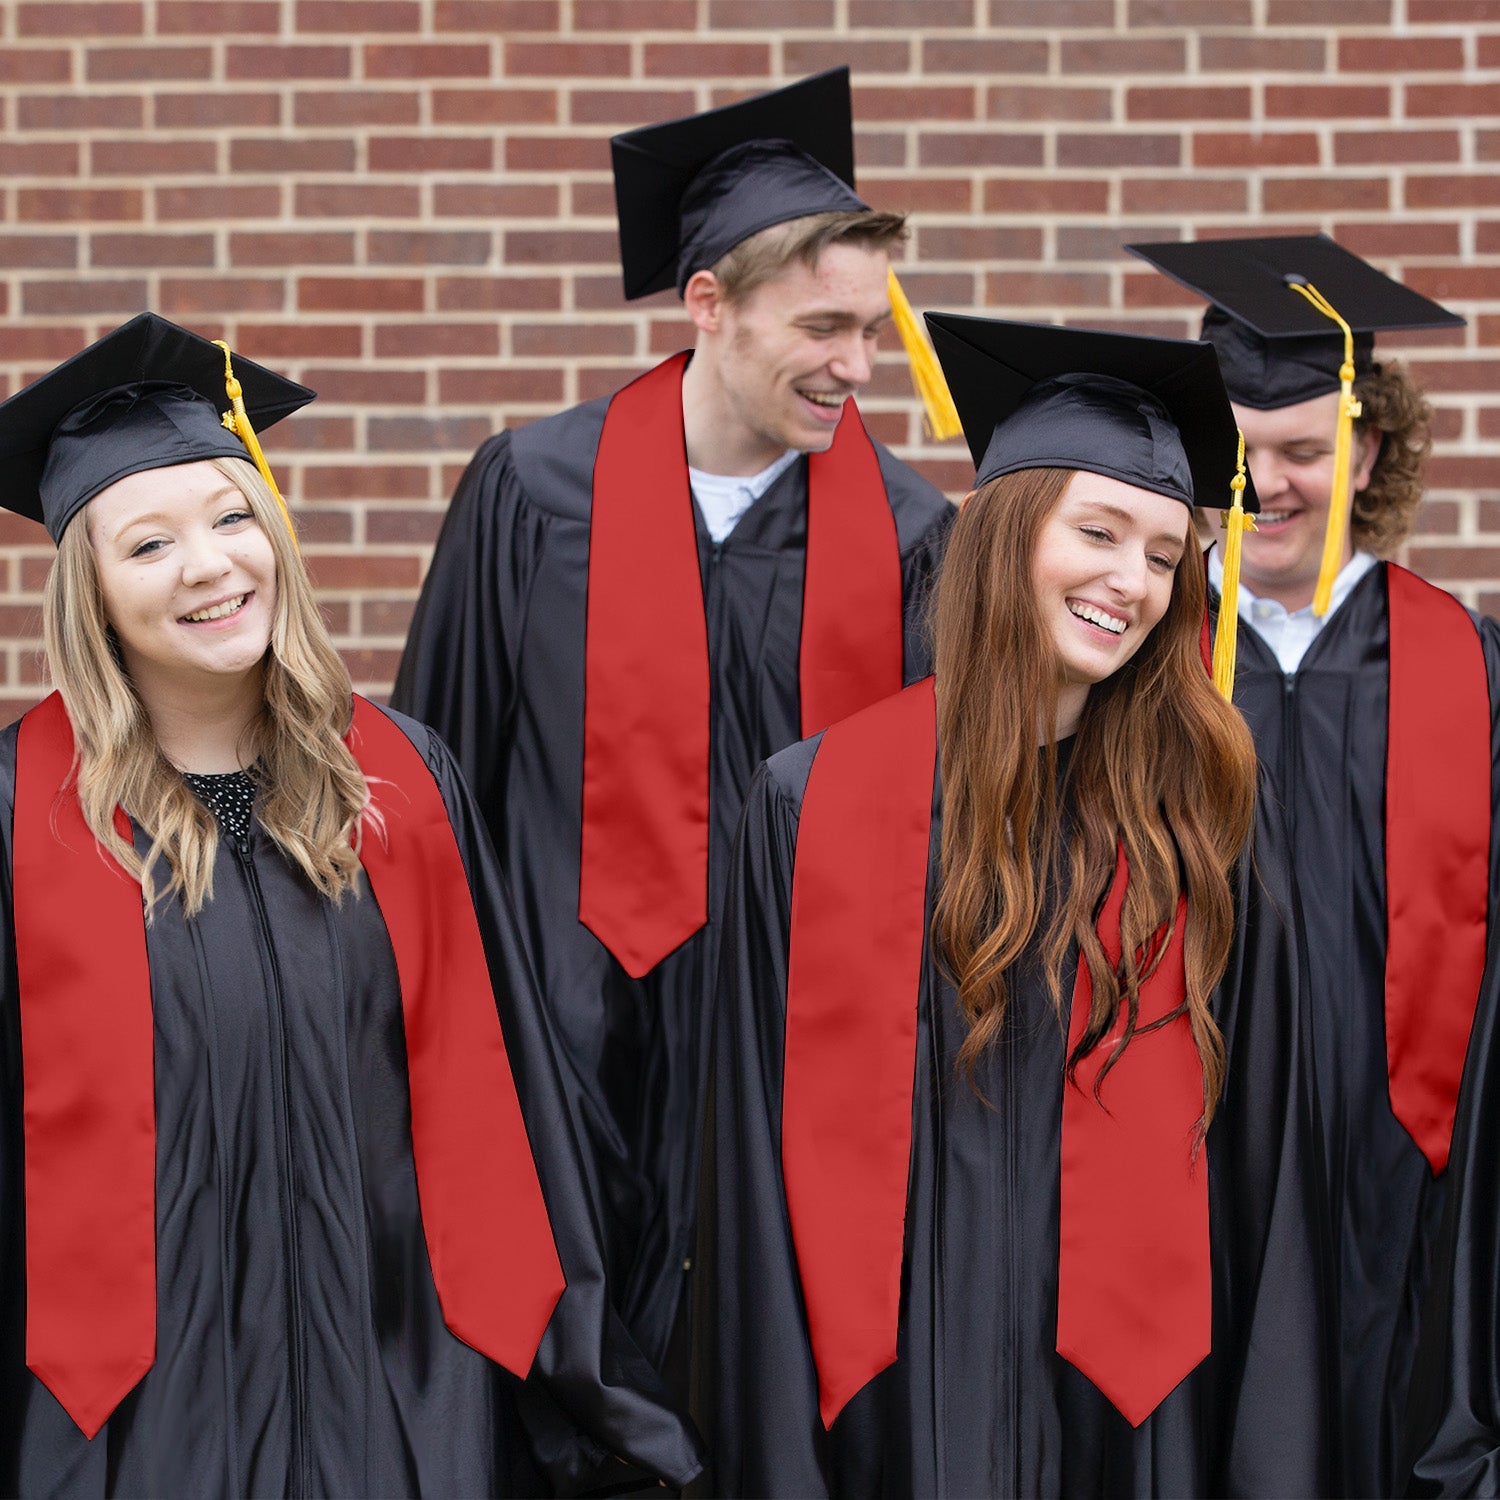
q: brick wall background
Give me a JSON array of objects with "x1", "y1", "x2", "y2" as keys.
[{"x1": 0, "y1": 0, "x2": 1495, "y2": 722}]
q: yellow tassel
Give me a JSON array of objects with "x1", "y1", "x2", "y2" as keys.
[
  {"x1": 1285, "y1": 280, "x2": 1361, "y2": 617},
  {"x1": 1212, "y1": 430, "x2": 1256, "y2": 702},
  {"x1": 886, "y1": 267, "x2": 962, "y2": 442},
  {"x1": 212, "y1": 338, "x2": 299, "y2": 552}
]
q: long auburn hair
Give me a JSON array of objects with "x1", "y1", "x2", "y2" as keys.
[
  {"x1": 931, "y1": 467, "x2": 1259, "y2": 1125},
  {"x1": 42, "y1": 455, "x2": 371, "y2": 918}
]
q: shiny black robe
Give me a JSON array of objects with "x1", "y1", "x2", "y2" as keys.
[
  {"x1": 391, "y1": 389, "x2": 953, "y2": 1378},
  {"x1": 0, "y1": 707, "x2": 703, "y2": 1498},
  {"x1": 695, "y1": 733, "x2": 1330, "y2": 1497},
  {"x1": 1222, "y1": 562, "x2": 1500, "y2": 1498}
]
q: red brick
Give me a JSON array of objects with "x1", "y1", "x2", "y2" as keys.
[
  {"x1": 1412, "y1": 499, "x2": 1461, "y2": 536},
  {"x1": 1409, "y1": 0, "x2": 1500, "y2": 17},
  {"x1": 709, "y1": 0, "x2": 834, "y2": 22},
  {"x1": 231, "y1": 232, "x2": 357, "y2": 266},
  {"x1": 157, "y1": 1, "x2": 281, "y2": 30},
  {"x1": 366, "y1": 43, "x2": 493, "y2": 78},
  {"x1": 1060, "y1": 37, "x2": 1187, "y2": 74},
  {"x1": 306, "y1": 555, "x2": 423, "y2": 589},
  {"x1": 1128, "y1": 0, "x2": 1252, "y2": 19},
  {"x1": 1127, "y1": 87, "x2": 1251, "y2": 122},
  {"x1": 435, "y1": 0, "x2": 559, "y2": 26},
  {"x1": 294, "y1": 90, "x2": 422, "y2": 127},
  {"x1": 0, "y1": 142, "x2": 79, "y2": 175},
  {"x1": 1199, "y1": 34, "x2": 1326, "y2": 72},
  {"x1": 642, "y1": 42, "x2": 772, "y2": 77},
  {"x1": 570, "y1": 180, "x2": 621, "y2": 216},
  {"x1": 851, "y1": 0, "x2": 973, "y2": 21},
  {"x1": 987, "y1": 0, "x2": 1110, "y2": 18},
  {"x1": 855, "y1": 85, "x2": 979, "y2": 122},
  {"x1": 298, "y1": 278, "x2": 427, "y2": 313},
  {"x1": 432, "y1": 182, "x2": 559, "y2": 217},
  {"x1": 1265, "y1": 84, "x2": 1391, "y2": 119},
  {"x1": 301, "y1": 368, "x2": 429, "y2": 404},
  {"x1": 785, "y1": 40, "x2": 911, "y2": 74},
  {"x1": 1336, "y1": 130, "x2": 1460, "y2": 166},
  {"x1": 370, "y1": 136, "x2": 493, "y2": 172},
  {"x1": 1058, "y1": 133, "x2": 1182, "y2": 168},
  {"x1": 1408, "y1": 545, "x2": 1500, "y2": 582},
  {"x1": 366, "y1": 416, "x2": 495, "y2": 453},
  {"x1": 916, "y1": 225, "x2": 1044, "y2": 262},
  {"x1": 1406, "y1": 175, "x2": 1500, "y2": 209},
  {"x1": 1408, "y1": 266, "x2": 1500, "y2": 301},
  {"x1": 368, "y1": 230, "x2": 493, "y2": 266},
  {"x1": 1341, "y1": 35, "x2": 1464, "y2": 71},
  {"x1": 22, "y1": 280, "x2": 147, "y2": 315},
  {"x1": 238, "y1": 322, "x2": 365, "y2": 359},
  {"x1": 0, "y1": 234, "x2": 78, "y2": 269},
  {"x1": 863, "y1": 175, "x2": 972, "y2": 213},
  {"x1": 884, "y1": 270, "x2": 977, "y2": 306},
  {"x1": 374, "y1": 322, "x2": 501, "y2": 357},
  {"x1": 227, "y1": 44, "x2": 352, "y2": 79},
  {"x1": 1427, "y1": 457, "x2": 1500, "y2": 489},
  {"x1": 298, "y1": 0, "x2": 419, "y2": 28},
  {"x1": 93, "y1": 139, "x2": 218, "y2": 175},
  {"x1": 437, "y1": 367, "x2": 567, "y2": 404},
  {"x1": 984, "y1": 271, "x2": 1111, "y2": 307},
  {"x1": 1263, "y1": 177, "x2": 1390, "y2": 212},
  {"x1": 985, "y1": 85, "x2": 1112, "y2": 122},
  {"x1": 1481, "y1": 35, "x2": 1500, "y2": 66},
  {"x1": 0, "y1": 605, "x2": 43, "y2": 634},
  {"x1": 1267, "y1": 0, "x2": 1388, "y2": 16},
  {"x1": 155, "y1": 91, "x2": 282, "y2": 127},
  {"x1": 512, "y1": 323, "x2": 634, "y2": 356},
  {"x1": 1338, "y1": 221, "x2": 1462, "y2": 257},
  {"x1": 232, "y1": 138, "x2": 356, "y2": 173},
  {"x1": 921, "y1": 38, "x2": 1049, "y2": 74},
  {"x1": 1058, "y1": 225, "x2": 1174, "y2": 261},
  {"x1": 155, "y1": 272, "x2": 297, "y2": 314},
  {"x1": 158, "y1": 184, "x2": 282, "y2": 220},
  {"x1": 505, "y1": 135, "x2": 609, "y2": 172},
  {"x1": 1193, "y1": 132, "x2": 1320, "y2": 168},
  {"x1": 87, "y1": 45, "x2": 211, "y2": 80},
  {"x1": 286, "y1": 508, "x2": 356, "y2": 546},
  {"x1": 17, "y1": 93, "x2": 141, "y2": 129},
  {"x1": 295, "y1": 183, "x2": 422, "y2": 218},
  {"x1": 1122, "y1": 271, "x2": 1207, "y2": 310},
  {"x1": 18, "y1": 2, "x2": 142, "y2": 34},
  {"x1": 302, "y1": 465, "x2": 431, "y2": 501},
  {"x1": 918, "y1": 132, "x2": 1045, "y2": 168},
  {"x1": 17, "y1": 188, "x2": 143, "y2": 223},
  {"x1": 0, "y1": 325, "x2": 90, "y2": 360},
  {"x1": 435, "y1": 275, "x2": 563, "y2": 312},
  {"x1": 93, "y1": 233, "x2": 217, "y2": 268},
  {"x1": 432, "y1": 87, "x2": 558, "y2": 125},
  {"x1": 1409, "y1": 83, "x2": 1500, "y2": 118},
  {"x1": 984, "y1": 178, "x2": 1111, "y2": 214},
  {"x1": 574, "y1": 0, "x2": 695, "y2": 22},
  {"x1": 0, "y1": 48, "x2": 70, "y2": 84},
  {"x1": 1475, "y1": 132, "x2": 1500, "y2": 161},
  {"x1": 1122, "y1": 176, "x2": 1248, "y2": 213},
  {"x1": 270, "y1": 413, "x2": 357, "y2": 451},
  {"x1": 505, "y1": 229, "x2": 619, "y2": 265},
  {"x1": 506, "y1": 41, "x2": 631, "y2": 76},
  {"x1": 569, "y1": 89, "x2": 695, "y2": 126},
  {"x1": 365, "y1": 509, "x2": 446, "y2": 546},
  {"x1": 855, "y1": 131, "x2": 909, "y2": 169},
  {"x1": 360, "y1": 599, "x2": 416, "y2": 636},
  {"x1": 568, "y1": 275, "x2": 641, "y2": 311}
]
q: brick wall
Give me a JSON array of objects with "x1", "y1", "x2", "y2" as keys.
[{"x1": 0, "y1": 0, "x2": 1495, "y2": 721}]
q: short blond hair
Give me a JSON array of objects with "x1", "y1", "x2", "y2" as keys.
[{"x1": 710, "y1": 208, "x2": 908, "y2": 304}]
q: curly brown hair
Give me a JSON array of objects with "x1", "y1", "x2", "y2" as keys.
[{"x1": 1351, "y1": 358, "x2": 1433, "y2": 555}]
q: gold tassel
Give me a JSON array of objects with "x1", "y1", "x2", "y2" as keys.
[
  {"x1": 1212, "y1": 429, "x2": 1256, "y2": 701},
  {"x1": 886, "y1": 267, "x2": 962, "y2": 442},
  {"x1": 212, "y1": 338, "x2": 299, "y2": 552},
  {"x1": 1285, "y1": 279, "x2": 1361, "y2": 616}
]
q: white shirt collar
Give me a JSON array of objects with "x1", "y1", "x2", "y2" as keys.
[{"x1": 688, "y1": 448, "x2": 800, "y2": 544}]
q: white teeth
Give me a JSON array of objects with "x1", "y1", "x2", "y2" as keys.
[
  {"x1": 1257, "y1": 510, "x2": 1294, "y2": 524},
  {"x1": 1068, "y1": 601, "x2": 1127, "y2": 635},
  {"x1": 183, "y1": 595, "x2": 246, "y2": 623},
  {"x1": 800, "y1": 391, "x2": 845, "y2": 408}
]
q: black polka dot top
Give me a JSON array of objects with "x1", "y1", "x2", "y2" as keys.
[{"x1": 182, "y1": 768, "x2": 257, "y2": 847}]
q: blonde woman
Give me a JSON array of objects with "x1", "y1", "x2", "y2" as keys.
[{"x1": 0, "y1": 314, "x2": 702, "y2": 1497}]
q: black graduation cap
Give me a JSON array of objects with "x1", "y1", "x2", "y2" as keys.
[
  {"x1": 611, "y1": 68, "x2": 867, "y2": 300},
  {"x1": 0, "y1": 311, "x2": 313, "y2": 542},
  {"x1": 924, "y1": 312, "x2": 1258, "y2": 514},
  {"x1": 1126, "y1": 235, "x2": 1465, "y2": 411}
]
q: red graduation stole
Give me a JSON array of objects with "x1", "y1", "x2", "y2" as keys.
[
  {"x1": 14, "y1": 691, "x2": 565, "y2": 1439},
  {"x1": 578, "y1": 351, "x2": 904, "y2": 979},
  {"x1": 781, "y1": 678, "x2": 1209, "y2": 1428},
  {"x1": 1384, "y1": 564, "x2": 1492, "y2": 1174}
]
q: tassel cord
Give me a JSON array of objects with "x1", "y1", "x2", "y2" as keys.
[
  {"x1": 886, "y1": 268, "x2": 963, "y2": 443},
  {"x1": 212, "y1": 339, "x2": 300, "y2": 551},
  {"x1": 1211, "y1": 431, "x2": 1255, "y2": 702}
]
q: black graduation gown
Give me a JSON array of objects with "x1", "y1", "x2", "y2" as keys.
[
  {"x1": 390, "y1": 389, "x2": 954, "y2": 1377},
  {"x1": 0, "y1": 706, "x2": 704, "y2": 1498},
  {"x1": 1223, "y1": 560, "x2": 1500, "y2": 1498},
  {"x1": 695, "y1": 732, "x2": 1330, "y2": 1498}
]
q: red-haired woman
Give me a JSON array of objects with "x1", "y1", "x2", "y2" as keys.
[{"x1": 692, "y1": 316, "x2": 1331, "y2": 1497}]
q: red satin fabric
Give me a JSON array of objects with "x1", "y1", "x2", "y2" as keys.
[
  {"x1": 16, "y1": 692, "x2": 156, "y2": 1441},
  {"x1": 1384, "y1": 564, "x2": 1492, "y2": 1175},
  {"x1": 782, "y1": 678, "x2": 937, "y2": 1428},
  {"x1": 1056, "y1": 850, "x2": 1210, "y2": 1426},
  {"x1": 14, "y1": 692, "x2": 564, "y2": 1439},
  {"x1": 349, "y1": 698, "x2": 565, "y2": 1375},
  {"x1": 578, "y1": 355, "x2": 904, "y2": 978},
  {"x1": 801, "y1": 402, "x2": 904, "y2": 735}
]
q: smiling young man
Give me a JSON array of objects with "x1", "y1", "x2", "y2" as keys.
[
  {"x1": 1132, "y1": 235, "x2": 1498, "y2": 1497},
  {"x1": 392, "y1": 70, "x2": 952, "y2": 1396}
]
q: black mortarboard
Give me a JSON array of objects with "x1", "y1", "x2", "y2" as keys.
[
  {"x1": 1126, "y1": 235, "x2": 1465, "y2": 410},
  {"x1": 611, "y1": 68, "x2": 867, "y2": 300},
  {"x1": 925, "y1": 312, "x2": 1258, "y2": 514},
  {"x1": 0, "y1": 312, "x2": 313, "y2": 542}
]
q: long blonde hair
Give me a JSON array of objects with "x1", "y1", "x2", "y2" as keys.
[
  {"x1": 931, "y1": 468, "x2": 1259, "y2": 1126},
  {"x1": 42, "y1": 456, "x2": 370, "y2": 917}
]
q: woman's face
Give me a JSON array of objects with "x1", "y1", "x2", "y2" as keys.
[
  {"x1": 87, "y1": 459, "x2": 277, "y2": 699},
  {"x1": 1032, "y1": 471, "x2": 1191, "y2": 702}
]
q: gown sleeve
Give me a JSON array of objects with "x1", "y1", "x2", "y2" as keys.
[{"x1": 409, "y1": 717, "x2": 706, "y2": 1495}]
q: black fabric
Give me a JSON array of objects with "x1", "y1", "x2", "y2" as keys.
[
  {"x1": 692, "y1": 730, "x2": 1331, "y2": 1497},
  {"x1": 1214, "y1": 563, "x2": 1500, "y2": 1498},
  {"x1": 181, "y1": 767, "x2": 256, "y2": 846},
  {"x1": 1199, "y1": 305, "x2": 1374, "y2": 411},
  {"x1": 389, "y1": 382, "x2": 953, "y2": 1394},
  {"x1": 0, "y1": 705, "x2": 703, "y2": 1498}
]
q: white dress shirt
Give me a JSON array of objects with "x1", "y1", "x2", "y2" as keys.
[
  {"x1": 1209, "y1": 545, "x2": 1378, "y2": 675},
  {"x1": 689, "y1": 448, "x2": 800, "y2": 544}
]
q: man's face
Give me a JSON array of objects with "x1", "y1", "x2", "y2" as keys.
[
  {"x1": 1232, "y1": 392, "x2": 1380, "y2": 608},
  {"x1": 712, "y1": 241, "x2": 892, "y2": 458}
]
